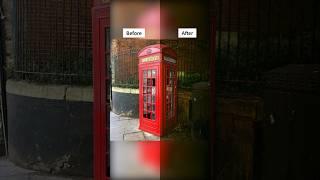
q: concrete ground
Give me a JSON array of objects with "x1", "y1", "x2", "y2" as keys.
[
  {"x1": 0, "y1": 157, "x2": 90, "y2": 180},
  {"x1": 110, "y1": 112, "x2": 160, "y2": 141},
  {"x1": 0, "y1": 110, "x2": 159, "y2": 180}
]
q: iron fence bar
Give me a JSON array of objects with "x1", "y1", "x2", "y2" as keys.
[
  {"x1": 311, "y1": 0, "x2": 318, "y2": 63},
  {"x1": 217, "y1": 0, "x2": 222, "y2": 79},
  {"x1": 226, "y1": 0, "x2": 231, "y2": 67},
  {"x1": 246, "y1": 0, "x2": 251, "y2": 78},
  {"x1": 67, "y1": 0, "x2": 71, "y2": 84},
  {"x1": 236, "y1": 0, "x2": 241, "y2": 80},
  {"x1": 256, "y1": 0, "x2": 261, "y2": 81}
]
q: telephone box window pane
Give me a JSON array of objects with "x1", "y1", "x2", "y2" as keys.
[
  {"x1": 148, "y1": 70, "x2": 151, "y2": 77},
  {"x1": 147, "y1": 112, "x2": 151, "y2": 119},
  {"x1": 152, "y1": 70, "x2": 156, "y2": 77},
  {"x1": 152, "y1": 87, "x2": 156, "y2": 95},
  {"x1": 141, "y1": 69, "x2": 157, "y2": 120},
  {"x1": 152, "y1": 79, "x2": 155, "y2": 86}
]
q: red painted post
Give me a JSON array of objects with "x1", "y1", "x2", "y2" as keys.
[
  {"x1": 137, "y1": 44, "x2": 177, "y2": 136},
  {"x1": 92, "y1": 0, "x2": 109, "y2": 179}
]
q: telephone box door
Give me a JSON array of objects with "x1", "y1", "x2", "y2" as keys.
[
  {"x1": 139, "y1": 65, "x2": 161, "y2": 136},
  {"x1": 92, "y1": 4, "x2": 110, "y2": 180},
  {"x1": 164, "y1": 64, "x2": 177, "y2": 133}
]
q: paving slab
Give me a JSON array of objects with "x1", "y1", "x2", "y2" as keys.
[
  {"x1": 123, "y1": 132, "x2": 145, "y2": 141},
  {"x1": 110, "y1": 112, "x2": 159, "y2": 141},
  {"x1": 144, "y1": 132, "x2": 160, "y2": 141}
]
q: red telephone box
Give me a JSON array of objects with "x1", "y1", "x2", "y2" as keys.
[{"x1": 138, "y1": 44, "x2": 177, "y2": 136}]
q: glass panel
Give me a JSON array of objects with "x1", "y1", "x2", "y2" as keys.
[
  {"x1": 152, "y1": 70, "x2": 156, "y2": 77},
  {"x1": 105, "y1": 27, "x2": 110, "y2": 50},
  {"x1": 142, "y1": 69, "x2": 157, "y2": 120},
  {"x1": 166, "y1": 66, "x2": 175, "y2": 121},
  {"x1": 152, "y1": 87, "x2": 156, "y2": 95},
  {"x1": 144, "y1": 78, "x2": 147, "y2": 86},
  {"x1": 154, "y1": 79, "x2": 156, "y2": 86}
]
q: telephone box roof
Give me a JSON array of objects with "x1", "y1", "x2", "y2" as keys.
[{"x1": 138, "y1": 44, "x2": 177, "y2": 59}]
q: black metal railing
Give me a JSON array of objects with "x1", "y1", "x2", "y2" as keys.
[
  {"x1": 12, "y1": 0, "x2": 320, "y2": 91},
  {"x1": 13, "y1": 0, "x2": 92, "y2": 85},
  {"x1": 111, "y1": 40, "x2": 210, "y2": 88},
  {"x1": 215, "y1": 0, "x2": 320, "y2": 94}
]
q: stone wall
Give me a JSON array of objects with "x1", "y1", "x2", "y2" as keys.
[
  {"x1": 1, "y1": 0, "x2": 95, "y2": 175},
  {"x1": 6, "y1": 80, "x2": 93, "y2": 176},
  {"x1": 111, "y1": 87, "x2": 139, "y2": 117}
]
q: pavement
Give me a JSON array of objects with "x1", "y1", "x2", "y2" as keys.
[
  {"x1": 110, "y1": 112, "x2": 160, "y2": 141},
  {"x1": 0, "y1": 113, "x2": 160, "y2": 179},
  {"x1": 0, "y1": 157, "x2": 90, "y2": 180}
]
